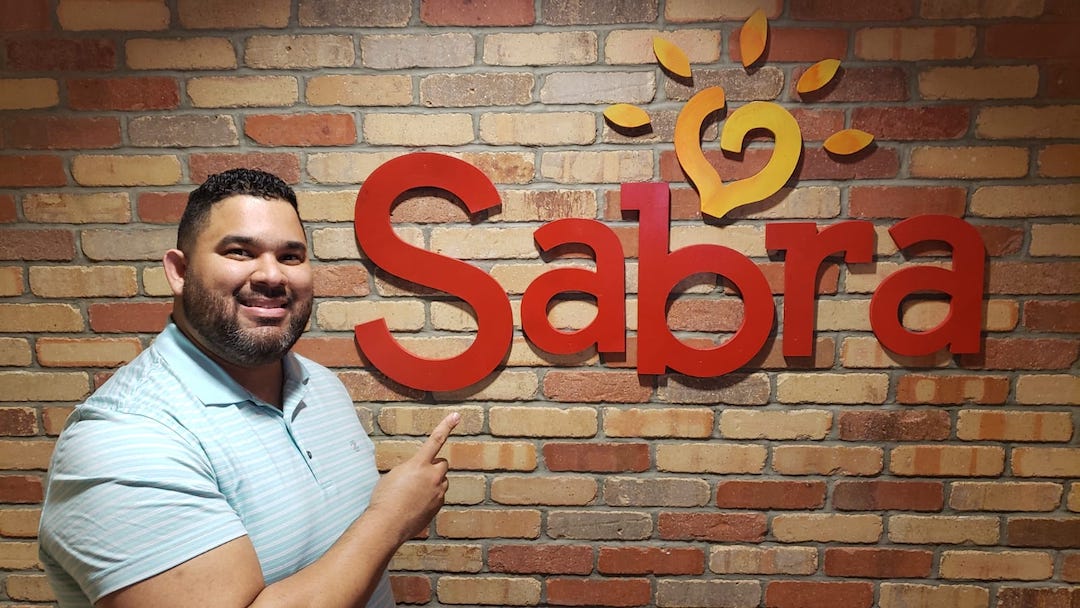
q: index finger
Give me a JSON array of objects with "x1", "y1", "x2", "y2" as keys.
[{"x1": 417, "y1": 412, "x2": 461, "y2": 462}]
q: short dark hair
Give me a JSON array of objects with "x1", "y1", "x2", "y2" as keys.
[{"x1": 177, "y1": 168, "x2": 300, "y2": 252}]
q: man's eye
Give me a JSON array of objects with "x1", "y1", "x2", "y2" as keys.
[
  {"x1": 280, "y1": 253, "x2": 305, "y2": 264},
  {"x1": 225, "y1": 248, "x2": 252, "y2": 258}
]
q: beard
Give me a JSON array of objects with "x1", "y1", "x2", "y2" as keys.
[{"x1": 181, "y1": 271, "x2": 312, "y2": 367}]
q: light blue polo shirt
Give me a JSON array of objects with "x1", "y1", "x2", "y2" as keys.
[{"x1": 39, "y1": 323, "x2": 395, "y2": 607}]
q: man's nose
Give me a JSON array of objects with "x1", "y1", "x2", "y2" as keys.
[{"x1": 250, "y1": 253, "x2": 287, "y2": 286}]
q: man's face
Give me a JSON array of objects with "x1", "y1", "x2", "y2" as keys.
[{"x1": 179, "y1": 195, "x2": 314, "y2": 367}]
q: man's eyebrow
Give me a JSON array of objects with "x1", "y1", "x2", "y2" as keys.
[{"x1": 217, "y1": 234, "x2": 308, "y2": 252}]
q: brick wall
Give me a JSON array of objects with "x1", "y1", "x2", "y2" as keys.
[{"x1": 1, "y1": 0, "x2": 1078, "y2": 606}]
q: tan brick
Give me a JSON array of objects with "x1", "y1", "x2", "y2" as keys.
[
  {"x1": 430, "y1": 226, "x2": 539, "y2": 260},
  {"x1": 307, "y1": 152, "x2": 402, "y2": 185},
  {"x1": 491, "y1": 475, "x2": 597, "y2": 506},
  {"x1": 58, "y1": 0, "x2": 169, "y2": 31},
  {"x1": 0, "y1": 509, "x2": 41, "y2": 538},
  {"x1": 24, "y1": 193, "x2": 131, "y2": 223},
  {"x1": 439, "y1": 372, "x2": 541, "y2": 402},
  {"x1": 391, "y1": 542, "x2": 482, "y2": 572},
  {"x1": 315, "y1": 301, "x2": 424, "y2": 332},
  {"x1": 1016, "y1": 374, "x2": 1080, "y2": 405},
  {"x1": 971, "y1": 184, "x2": 1080, "y2": 217},
  {"x1": 889, "y1": 515, "x2": 999, "y2": 545},
  {"x1": 188, "y1": 76, "x2": 298, "y2": 108},
  {"x1": 856, "y1": 26, "x2": 975, "y2": 60},
  {"x1": 245, "y1": 34, "x2": 354, "y2": 69},
  {"x1": 910, "y1": 146, "x2": 1029, "y2": 179},
  {"x1": 542, "y1": 70, "x2": 654, "y2": 105},
  {"x1": 43, "y1": 406, "x2": 74, "y2": 435},
  {"x1": 890, "y1": 445, "x2": 1005, "y2": 477},
  {"x1": 131, "y1": 114, "x2": 238, "y2": 148},
  {"x1": 436, "y1": 509, "x2": 541, "y2": 539},
  {"x1": 6, "y1": 572, "x2": 54, "y2": 601},
  {"x1": 709, "y1": 546, "x2": 817, "y2": 575},
  {"x1": 772, "y1": 514, "x2": 882, "y2": 543},
  {"x1": 178, "y1": 0, "x2": 290, "y2": 28},
  {"x1": 776, "y1": 373, "x2": 889, "y2": 404},
  {"x1": 1012, "y1": 447, "x2": 1080, "y2": 477},
  {"x1": 296, "y1": 190, "x2": 354, "y2": 222},
  {"x1": 840, "y1": 337, "x2": 951, "y2": 369},
  {"x1": 719, "y1": 410, "x2": 832, "y2": 441},
  {"x1": 483, "y1": 32, "x2": 597, "y2": 66},
  {"x1": 437, "y1": 576, "x2": 540, "y2": 606},
  {"x1": 950, "y1": 482, "x2": 1063, "y2": 512},
  {"x1": 0, "y1": 440, "x2": 54, "y2": 469},
  {"x1": 81, "y1": 229, "x2": 173, "y2": 261},
  {"x1": 0, "y1": 304, "x2": 84, "y2": 332},
  {"x1": 958, "y1": 411, "x2": 1073, "y2": 443},
  {"x1": 604, "y1": 477, "x2": 710, "y2": 507},
  {"x1": 307, "y1": 75, "x2": 412, "y2": 106},
  {"x1": 603, "y1": 407, "x2": 713, "y2": 439},
  {"x1": 446, "y1": 473, "x2": 486, "y2": 505},
  {"x1": 71, "y1": 155, "x2": 181, "y2": 186},
  {"x1": 29, "y1": 266, "x2": 137, "y2": 298},
  {"x1": 0, "y1": 371, "x2": 89, "y2": 402},
  {"x1": 919, "y1": 66, "x2": 1039, "y2": 100},
  {"x1": 490, "y1": 189, "x2": 597, "y2": 223},
  {"x1": 126, "y1": 37, "x2": 236, "y2": 70},
  {"x1": 670, "y1": 225, "x2": 766, "y2": 256},
  {"x1": 0, "y1": 79, "x2": 59, "y2": 110},
  {"x1": 665, "y1": 0, "x2": 771, "y2": 21},
  {"x1": 377, "y1": 406, "x2": 483, "y2": 436},
  {"x1": 539, "y1": 150, "x2": 653, "y2": 184},
  {"x1": 141, "y1": 267, "x2": 169, "y2": 296},
  {"x1": 422, "y1": 72, "x2": 535, "y2": 108},
  {"x1": 36, "y1": 337, "x2": 143, "y2": 368},
  {"x1": 1070, "y1": 485, "x2": 1080, "y2": 512},
  {"x1": 656, "y1": 443, "x2": 767, "y2": 474},
  {"x1": 1030, "y1": 224, "x2": 1080, "y2": 257},
  {"x1": 771, "y1": 445, "x2": 883, "y2": 476},
  {"x1": 480, "y1": 112, "x2": 595, "y2": 146},
  {"x1": 978, "y1": 105, "x2": 1080, "y2": 139},
  {"x1": 0, "y1": 540, "x2": 41, "y2": 570},
  {"x1": 903, "y1": 299, "x2": 1018, "y2": 332},
  {"x1": 1039, "y1": 144, "x2": 1080, "y2": 177},
  {"x1": 817, "y1": 300, "x2": 872, "y2": 331},
  {"x1": 444, "y1": 441, "x2": 536, "y2": 472},
  {"x1": 655, "y1": 580, "x2": 758, "y2": 607},
  {"x1": 940, "y1": 550, "x2": 1053, "y2": 581},
  {"x1": 879, "y1": 582, "x2": 989, "y2": 608},
  {"x1": 361, "y1": 33, "x2": 473, "y2": 69},
  {"x1": 0, "y1": 338, "x2": 32, "y2": 367},
  {"x1": 363, "y1": 113, "x2": 473, "y2": 146},
  {"x1": 605, "y1": 29, "x2": 720, "y2": 65},
  {"x1": 489, "y1": 407, "x2": 596, "y2": 438},
  {"x1": 0, "y1": 267, "x2": 24, "y2": 297}
]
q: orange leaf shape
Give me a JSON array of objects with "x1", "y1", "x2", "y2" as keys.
[
  {"x1": 824, "y1": 129, "x2": 874, "y2": 155},
  {"x1": 797, "y1": 59, "x2": 841, "y2": 94},
  {"x1": 603, "y1": 103, "x2": 651, "y2": 129},
  {"x1": 653, "y1": 37, "x2": 691, "y2": 78},
  {"x1": 740, "y1": 9, "x2": 768, "y2": 67}
]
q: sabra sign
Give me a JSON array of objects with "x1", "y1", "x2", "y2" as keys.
[{"x1": 351, "y1": 22, "x2": 988, "y2": 392}]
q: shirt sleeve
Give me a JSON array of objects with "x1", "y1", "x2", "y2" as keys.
[{"x1": 39, "y1": 407, "x2": 249, "y2": 603}]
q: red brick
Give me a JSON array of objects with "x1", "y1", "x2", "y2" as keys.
[
  {"x1": 852, "y1": 106, "x2": 969, "y2": 140},
  {"x1": 896, "y1": 374, "x2": 1010, "y2": 405},
  {"x1": 0, "y1": 408, "x2": 38, "y2": 436},
  {"x1": 833, "y1": 480, "x2": 944, "y2": 512},
  {"x1": 667, "y1": 299, "x2": 743, "y2": 332},
  {"x1": 598, "y1": 546, "x2": 704, "y2": 575},
  {"x1": 766, "y1": 581, "x2": 874, "y2": 608},
  {"x1": 0, "y1": 475, "x2": 43, "y2": 503},
  {"x1": 543, "y1": 371, "x2": 653, "y2": 403},
  {"x1": 1025, "y1": 301, "x2": 1080, "y2": 333},
  {"x1": 825, "y1": 547, "x2": 933, "y2": 578},
  {"x1": 716, "y1": 480, "x2": 826, "y2": 510},
  {"x1": 542, "y1": 0, "x2": 655, "y2": 25},
  {"x1": 985, "y1": 24, "x2": 1080, "y2": 59},
  {"x1": 245, "y1": 113, "x2": 357, "y2": 147},
  {"x1": 1064, "y1": 554, "x2": 1080, "y2": 583},
  {"x1": 838, "y1": 410, "x2": 951, "y2": 441},
  {"x1": 989, "y1": 262, "x2": 1080, "y2": 295},
  {"x1": 542, "y1": 442, "x2": 650, "y2": 473},
  {"x1": 658, "y1": 512, "x2": 767, "y2": 542},
  {"x1": 488, "y1": 544, "x2": 593, "y2": 575},
  {"x1": 389, "y1": 575, "x2": 431, "y2": 604},
  {"x1": 546, "y1": 578, "x2": 651, "y2": 607},
  {"x1": 959, "y1": 338, "x2": 1079, "y2": 370},
  {"x1": 977, "y1": 225, "x2": 1025, "y2": 257},
  {"x1": 791, "y1": 0, "x2": 912, "y2": 20},
  {"x1": 849, "y1": 186, "x2": 966, "y2": 219},
  {"x1": 137, "y1": 192, "x2": 187, "y2": 224},
  {"x1": 292, "y1": 337, "x2": 366, "y2": 368},
  {"x1": 731, "y1": 27, "x2": 848, "y2": 63},
  {"x1": 5, "y1": 38, "x2": 115, "y2": 71},
  {"x1": 189, "y1": 153, "x2": 301, "y2": 184},
  {"x1": 1007, "y1": 518, "x2": 1080, "y2": 549},
  {"x1": 313, "y1": 264, "x2": 369, "y2": 297},
  {"x1": 798, "y1": 146, "x2": 900, "y2": 180},
  {"x1": 68, "y1": 77, "x2": 180, "y2": 111},
  {"x1": 1045, "y1": 64, "x2": 1080, "y2": 99},
  {"x1": 0, "y1": 155, "x2": 66, "y2": 187},
  {"x1": 5, "y1": 116, "x2": 121, "y2": 150},
  {"x1": 0, "y1": 0, "x2": 50, "y2": 31},
  {"x1": 421, "y1": 0, "x2": 533, "y2": 26},
  {"x1": 793, "y1": 66, "x2": 908, "y2": 102},
  {"x1": 88, "y1": 302, "x2": 172, "y2": 333},
  {"x1": 789, "y1": 108, "x2": 847, "y2": 141},
  {"x1": 997, "y1": 587, "x2": 1079, "y2": 608},
  {"x1": 0, "y1": 229, "x2": 75, "y2": 261},
  {"x1": 0, "y1": 194, "x2": 14, "y2": 223}
]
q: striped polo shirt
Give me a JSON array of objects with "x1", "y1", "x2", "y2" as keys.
[{"x1": 39, "y1": 322, "x2": 395, "y2": 607}]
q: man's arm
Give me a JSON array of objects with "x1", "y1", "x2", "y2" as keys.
[{"x1": 97, "y1": 412, "x2": 460, "y2": 608}]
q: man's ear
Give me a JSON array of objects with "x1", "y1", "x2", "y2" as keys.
[{"x1": 163, "y1": 249, "x2": 187, "y2": 297}]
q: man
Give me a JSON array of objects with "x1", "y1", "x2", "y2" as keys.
[{"x1": 39, "y1": 168, "x2": 457, "y2": 607}]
